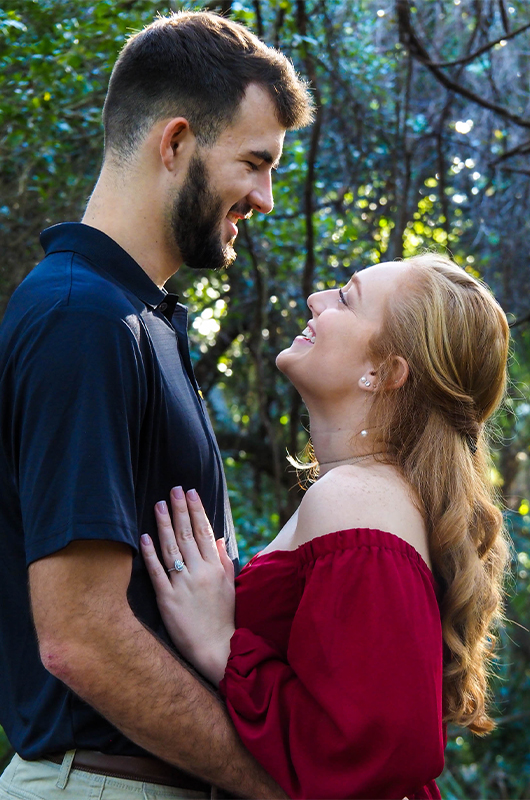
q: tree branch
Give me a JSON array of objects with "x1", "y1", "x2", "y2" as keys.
[
  {"x1": 201, "y1": 0, "x2": 233, "y2": 14},
  {"x1": 252, "y1": 0, "x2": 263, "y2": 38},
  {"x1": 489, "y1": 138, "x2": 530, "y2": 166},
  {"x1": 423, "y1": 20, "x2": 530, "y2": 69},
  {"x1": 395, "y1": 0, "x2": 530, "y2": 129},
  {"x1": 498, "y1": 166, "x2": 530, "y2": 176},
  {"x1": 499, "y1": 0, "x2": 511, "y2": 35},
  {"x1": 494, "y1": 710, "x2": 530, "y2": 726},
  {"x1": 296, "y1": 0, "x2": 323, "y2": 298},
  {"x1": 242, "y1": 223, "x2": 285, "y2": 515}
]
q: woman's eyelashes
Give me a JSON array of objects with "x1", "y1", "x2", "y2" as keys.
[{"x1": 339, "y1": 287, "x2": 350, "y2": 307}]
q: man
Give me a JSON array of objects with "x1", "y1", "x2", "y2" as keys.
[{"x1": 0, "y1": 11, "x2": 313, "y2": 799}]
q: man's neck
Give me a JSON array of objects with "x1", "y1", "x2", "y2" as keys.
[{"x1": 83, "y1": 170, "x2": 182, "y2": 288}]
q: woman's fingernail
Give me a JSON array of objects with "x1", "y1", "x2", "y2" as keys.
[
  {"x1": 172, "y1": 486, "x2": 184, "y2": 500},
  {"x1": 187, "y1": 488, "x2": 198, "y2": 501},
  {"x1": 141, "y1": 533, "x2": 151, "y2": 545},
  {"x1": 156, "y1": 500, "x2": 167, "y2": 513}
]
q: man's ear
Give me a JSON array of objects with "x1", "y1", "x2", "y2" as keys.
[
  {"x1": 385, "y1": 356, "x2": 409, "y2": 389},
  {"x1": 159, "y1": 118, "x2": 194, "y2": 172}
]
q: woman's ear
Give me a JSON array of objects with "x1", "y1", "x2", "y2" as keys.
[
  {"x1": 358, "y1": 357, "x2": 408, "y2": 392},
  {"x1": 385, "y1": 356, "x2": 409, "y2": 390}
]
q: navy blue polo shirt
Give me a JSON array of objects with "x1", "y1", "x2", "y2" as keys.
[{"x1": 0, "y1": 222, "x2": 237, "y2": 759}]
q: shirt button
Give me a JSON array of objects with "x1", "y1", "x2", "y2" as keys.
[{"x1": 159, "y1": 302, "x2": 167, "y2": 312}]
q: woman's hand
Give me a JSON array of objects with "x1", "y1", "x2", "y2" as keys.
[{"x1": 141, "y1": 486, "x2": 235, "y2": 686}]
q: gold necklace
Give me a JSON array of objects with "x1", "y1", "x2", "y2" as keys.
[{"x1": 318, "y1": 453, "x2": 375, "y2": 468}]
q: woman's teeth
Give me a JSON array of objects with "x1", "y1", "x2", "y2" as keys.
[{"x1": 302, "y1": 326, "x2": 315, "y2": 344}]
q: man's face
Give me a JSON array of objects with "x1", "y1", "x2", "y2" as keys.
[
  {"x1": 170, "y1": 83, "x2": 286, "y2": 271},
  {"x1": 170, "y1": 153, "x2": 248, "y2": 271}
]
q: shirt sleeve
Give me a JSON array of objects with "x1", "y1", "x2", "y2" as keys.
[
  {"x1": 219, "y1": 542, "x2": 445, "y2": 800},
  {"x1": 12, "y1": 305, "x2": 147, "y2": 564}
]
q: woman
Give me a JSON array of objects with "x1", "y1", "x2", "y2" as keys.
[{"x1": 141, "y1": 255, "x2": 510, "y2": 799}]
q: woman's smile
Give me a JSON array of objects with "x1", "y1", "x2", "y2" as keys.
[{"x1": 296, "y1": 324, "x2": 316, "y2": 345}]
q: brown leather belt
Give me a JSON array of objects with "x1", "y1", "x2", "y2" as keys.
[{"x1": 45, "y1": 750, "x2": 210, "y2": 792}]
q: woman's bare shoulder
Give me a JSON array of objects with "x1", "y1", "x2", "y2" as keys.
[{"x1": 294, "y1": 464, "x2": 431, "y2": 566}]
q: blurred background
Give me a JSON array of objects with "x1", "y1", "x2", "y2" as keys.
[{"x1": 0, "y1": 0, "x2": 529, "y2": 796}]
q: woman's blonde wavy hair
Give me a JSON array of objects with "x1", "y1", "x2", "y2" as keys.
[{"x1": 366, "y1": 254, "x2": 510, "y2": 734}]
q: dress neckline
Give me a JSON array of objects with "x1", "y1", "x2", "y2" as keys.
[{"x1": 247, "y1": 527, "x2": 435, "y2": 581}]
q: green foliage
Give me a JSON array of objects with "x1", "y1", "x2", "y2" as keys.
[
  {"x1": 224, "y1": 458, "x2": 282, "y2": 564},
  {"x1": 0, "y1": 726, "x2": 13, "y2": 772}
]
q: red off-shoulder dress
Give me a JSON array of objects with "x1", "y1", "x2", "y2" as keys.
[{"x1": 219, "y1": 528, "x2": 445, "y2": 800}]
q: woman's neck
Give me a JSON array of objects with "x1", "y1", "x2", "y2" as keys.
[{"x1": 307, "y1": 404, "x2": 380, "y2": 477}]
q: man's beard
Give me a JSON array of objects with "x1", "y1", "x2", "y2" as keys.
[{"x1": 170, "y1": 153, "x2": 237, "y2": 271}]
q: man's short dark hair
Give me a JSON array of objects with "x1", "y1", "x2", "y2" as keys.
[{"x1": 102, "y1": 11, "x2": 314, "y2": 162}]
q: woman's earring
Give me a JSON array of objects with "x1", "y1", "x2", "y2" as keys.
[
  {"x1": 360, "y1": 429, "x2": 368, "y2": 437},
  {"x1": 360, "y1": 375, "x2": 371, "y2": 387}
]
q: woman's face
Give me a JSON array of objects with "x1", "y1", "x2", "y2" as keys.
[{"x1": 276, "y1": 261, "x2": 410, "y2": 402}]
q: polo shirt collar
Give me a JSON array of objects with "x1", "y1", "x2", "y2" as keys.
[{"x1": 40, "y1": 222, "x2": 169, "y2": 310}]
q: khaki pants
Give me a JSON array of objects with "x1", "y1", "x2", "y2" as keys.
[{"x1": 0, "y1": 754, "x2": 211, "y2": 800}]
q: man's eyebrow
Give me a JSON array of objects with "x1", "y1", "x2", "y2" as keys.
[{"x1": 250, "y1": 149, "x2": 281, "y2": 169}]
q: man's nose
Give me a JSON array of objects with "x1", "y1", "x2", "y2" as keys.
[{"x1": 247, "y1": 172, "x2": 274, "y2": 215}]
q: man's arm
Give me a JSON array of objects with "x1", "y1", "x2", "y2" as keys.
[{"x1": 29, "y1": 539, "x2": 286, "y2": 799}]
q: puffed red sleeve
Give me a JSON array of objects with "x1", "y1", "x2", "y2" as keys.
[{"x1": 219, "y1": 530, "x2": 445, "y2": 800}]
